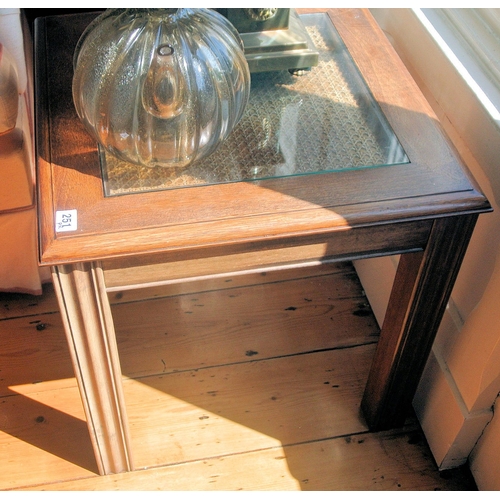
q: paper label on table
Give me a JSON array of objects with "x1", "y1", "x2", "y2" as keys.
[{"x1": 55, "y1": 209, "x2": 78, "y2": 232}]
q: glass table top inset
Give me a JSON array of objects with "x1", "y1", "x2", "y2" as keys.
[{"x1": 100, "y1": 13, "x2": 409, "y2": 197}]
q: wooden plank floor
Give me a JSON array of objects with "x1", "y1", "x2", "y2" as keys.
[{"x1": 0, "y1": 262, "x2": 477, "y2": 490}]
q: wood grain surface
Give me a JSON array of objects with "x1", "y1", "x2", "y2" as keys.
[{"x1": 0, "y1": 264, "x2": 476, "y2": 490}]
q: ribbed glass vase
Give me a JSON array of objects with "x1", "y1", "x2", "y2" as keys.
[{"x1": 72, "y1": 8, "x2": 251, "y2": 169}]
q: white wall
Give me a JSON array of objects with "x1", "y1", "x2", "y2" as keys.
[{"x1": 358, "y1": 8, "x2": 500, "y2": 490}]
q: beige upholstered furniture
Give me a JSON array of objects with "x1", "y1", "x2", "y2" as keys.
[{"x1": 0, "y1": 8, "x2": 49, "y2": 294}]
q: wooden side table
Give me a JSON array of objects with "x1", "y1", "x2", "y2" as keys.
[{"x1": 35, "y1": 8, "x2": 491, "y2": 475}]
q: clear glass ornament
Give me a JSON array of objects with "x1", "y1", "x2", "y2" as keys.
[{"x1": 72, "y1": 8, "x2": 251, "y2": 169}]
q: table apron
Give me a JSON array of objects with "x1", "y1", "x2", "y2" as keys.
[{"x1": 103, "y1": 219, "x2": 432, "y2": 291}]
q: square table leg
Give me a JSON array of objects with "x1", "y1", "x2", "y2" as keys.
[
  {"x1": 51, "y1": 261, "x2": 134, "y2": 475},
  {"x1": 361, "y1": 214, "x2": 479, "y2": 430}
]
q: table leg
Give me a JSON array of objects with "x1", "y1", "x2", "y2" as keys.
[
  {"x1": 361, "y1": 214, "x2": 478, "y2": 431},
  {"x1": 52, "y1": 261, "x2": 134, "y2": 475}
]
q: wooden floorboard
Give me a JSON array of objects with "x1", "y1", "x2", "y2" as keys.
[
  {"x1": 124, "y1": 346, "x2": 374, "y2": 469},
  {"x1": 0, "y1": 263, "x2": 477, "y2": 490},
  {"x1": 24, "y1": 427, "x2": 476, "y2": 491}
]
